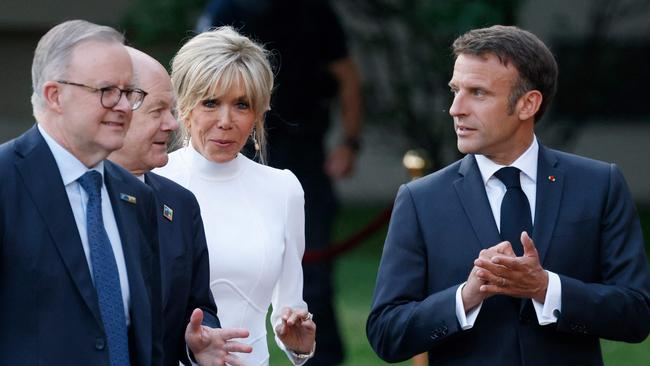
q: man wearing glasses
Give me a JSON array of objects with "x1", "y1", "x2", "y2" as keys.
[{"x1": 0, "y1": 20, "x2": 163, "y2": 365}]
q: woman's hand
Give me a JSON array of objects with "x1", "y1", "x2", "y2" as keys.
[{"x1": 275, "y1": 307, "x2": 316, "y2": 355}]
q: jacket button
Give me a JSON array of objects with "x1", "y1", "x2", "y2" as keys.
[{"x1": 95, "y1": 337, "x2": 106, "y2": 350}]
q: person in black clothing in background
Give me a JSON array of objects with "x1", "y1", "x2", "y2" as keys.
[{"x1": 197, "y1": 1, "x2": 363, "y2": 364}]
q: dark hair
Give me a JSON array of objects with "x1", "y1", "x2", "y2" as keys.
[{"x1": 452, "y1": 25, "x2": 558, "y2": 122}]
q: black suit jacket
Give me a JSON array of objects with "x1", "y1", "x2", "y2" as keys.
[
  {"x1": 367, "y1": 144, "x2": 650, "y2": 366},
  {"x1": 144, "y1": 172, "x2": 220, "y2": 366},
  {"x1": 0, "y1": 125, "x2": 163, "y2": 365}
]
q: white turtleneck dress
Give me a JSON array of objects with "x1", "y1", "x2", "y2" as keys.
[{"x1": 154, "y1": 146, "x2": 308, "y2": 366}]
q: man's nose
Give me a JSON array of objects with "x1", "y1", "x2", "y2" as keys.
[
  {"x1": 448, "y1": 92, "x2": 466, "y2": 117},
  {"x1": 113, "y1": 91, "x2": 132, "y2": 112},
  {"x1": 162, "y1": 110, "x2": 179, "y2": 132}
]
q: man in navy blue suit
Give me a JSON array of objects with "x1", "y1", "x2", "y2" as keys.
[
  {"x1": 108, "y1": 46, "x2": 253, "y2": 366},
  {"x1": 367, "y1": 25, "x2": 650, "y2": 365},
  {"x1": 0, "y1": 20, "x2": 162, "y2": 365}
]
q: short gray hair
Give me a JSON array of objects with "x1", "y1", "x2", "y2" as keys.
[
  {"x1": 31, "y1": 19, "x2": 125, "y2": 113},
  {"x1": 171, "y1": 26, "x2": 273, "y2": 161}
]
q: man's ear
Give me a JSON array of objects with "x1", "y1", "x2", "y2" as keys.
[
  {"x1": 516, "y1": 90, "x2": 542, "y2": 121},
  {"x1": 42, "y1": 81, "x2": 64, "y2": 113}
]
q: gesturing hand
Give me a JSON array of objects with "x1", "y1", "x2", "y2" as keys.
[
  {"x1": 185, "y1": 308, "x2": 252, "y2": 366},
  {"x1": 474, "y1": 232, "x2": 549, "y2": 302},
  {"x1": 275, "y1": 307, "x2": 316, "y2": 355}
]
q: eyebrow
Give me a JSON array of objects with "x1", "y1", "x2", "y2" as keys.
[
  {"x1": 148, "y1": 99, "x2": 169, "y2": 110},
  {"x1": 96, "y1": 80, "x2": 136, "y2": 89},
  {"x1": 204, "y1": 95, "x2": 250, "y2": 102}
]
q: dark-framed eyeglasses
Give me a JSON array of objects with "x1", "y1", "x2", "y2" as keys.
[{"x1": 56, "y1": 80, "x2": 148, "y2": 111}]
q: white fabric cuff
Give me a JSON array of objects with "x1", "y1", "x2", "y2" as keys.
[
  {"x1": 532, "y1": 270, "x2": 562, "y2": 325},
  {"x1": 455, "y1": 283, "x2": 482, "y2": 330}
]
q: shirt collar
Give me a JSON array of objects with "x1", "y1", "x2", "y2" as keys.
[
  {"x1": 37, "y1": 124, "x2": 105, "y2": 186},
  {"x1": 474, "y1": 136, "x2": 538, "y2": 186}
]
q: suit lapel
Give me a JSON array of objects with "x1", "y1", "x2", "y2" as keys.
[
  {"x1": 533, "y1": 145, "x2": 564, "y2": 265},
  {"x1": 453, "y1": 155, "x2": 502, "y2": 250},
  {"x1": 144, "y1": 173, "x2": 171, "y2": 312},
  {"x1": 105, "y1": 163, "x2": 152, "y2": 365},
  {"x1": 14, "y1": 126, "x2": 103, "y2": 326}
]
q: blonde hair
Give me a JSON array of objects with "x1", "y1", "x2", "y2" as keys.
[{"x1": 171, "y1": 26, "x2": 273, "y2": 161}]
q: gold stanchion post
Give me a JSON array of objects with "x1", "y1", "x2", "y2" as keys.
[{"x1": 402, "y1": 149, "x2": 430, "y2": 180}]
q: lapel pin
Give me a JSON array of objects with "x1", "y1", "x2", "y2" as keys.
[
  {"x1": 548, "y1": 175, "x2": 556, "y2": 182},
  {"x1": 163, "y1": 204, "x2": 174, "y2": 222},
  {"x1": 120, "y1": 193, "x2": 137, "y2": 204}
]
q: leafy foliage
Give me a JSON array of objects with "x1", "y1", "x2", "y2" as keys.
[
  {"x1": 335, "y1": 0, "x2": 520, "y2": 169},
  {"x1": 121, "y1": 0, "x2": 207, "y2": 45}
]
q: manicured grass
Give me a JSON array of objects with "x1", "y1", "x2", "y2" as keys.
[{"x1": 266, "y1": 205, "x2": 650, "y2": 365}]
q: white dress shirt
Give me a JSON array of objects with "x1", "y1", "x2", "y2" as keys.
[
  {"x1": 38, "y1": 125, "x2": 131, "y2": 324},
  {"x1": 455, "y1": 137, "x2": 561, "y2": 329}
]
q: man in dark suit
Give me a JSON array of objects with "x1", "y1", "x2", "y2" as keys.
[
  {"x1": 108, "y1": 46, "x2": 253, "y2": 366},
  {"x1": 0, "y1": 20, "x2": 162, "y2": 365},
  {"x1": 367, "y1": 25, "x2": 650, "y2": 365}
]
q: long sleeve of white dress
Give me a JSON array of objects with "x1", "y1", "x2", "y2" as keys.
[
  {"x1": 270, "y1": 171, "x2": 310, "y2": 364},
  {"x1": 154, "y1": 147, "x2": 310, "y2": 366}
]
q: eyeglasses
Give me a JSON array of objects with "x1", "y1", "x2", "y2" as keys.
[{"x1": 56, "y1": 80, "x2": 148, "y2": 111}]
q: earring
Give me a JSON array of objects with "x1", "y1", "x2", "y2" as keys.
[{"x1": 251, "y1": 129, "x2": 260, "y2": 151}]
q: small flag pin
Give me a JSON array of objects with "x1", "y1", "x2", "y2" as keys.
[
  {"x1": 548, "y1": 175, "x2": 556, "y2": 182},
  {"x1": 163, "y1": 204, "x2": 174, "y2": 222},
  {"x1": 120, "y1": 193, "x2": 137, "y2": 204}
]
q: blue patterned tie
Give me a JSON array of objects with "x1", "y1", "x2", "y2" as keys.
[
  {"x1": 78, "y1": 171, "x2": 131, "y2": 366},
  {"x1": 495, "y1": 167, "x2": 532, "y2": 257}
]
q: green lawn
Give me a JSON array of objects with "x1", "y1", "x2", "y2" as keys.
[{"x1": 266, "y1": 205, "x2": 650, "y2": 365}]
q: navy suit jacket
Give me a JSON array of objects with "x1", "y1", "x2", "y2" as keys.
[
  {"x1": 367, "y1": 145, "x2": 650, "y2": 366},
  {"x1": 0, "y1": 125, "x2": 163, "y2": 365},
  {"x1": 144, "y1": 172, "x2": 220, "y2": 366}
]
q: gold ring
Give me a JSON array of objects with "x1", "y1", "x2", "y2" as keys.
[{"x1": 303, "y1": 312, "x2": 313, "y2": 321}]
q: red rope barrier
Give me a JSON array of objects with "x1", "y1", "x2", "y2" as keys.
[{"x1": 303, "y1": 204, "x2": 393, "y2": 264}]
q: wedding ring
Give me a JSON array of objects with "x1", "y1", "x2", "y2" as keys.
[
  {"x1": 500, "y1": 278, "x2": 506, "y2": 287},
  {"x1": 303, "y1": 312, "x2": 313, "y2": 321}
]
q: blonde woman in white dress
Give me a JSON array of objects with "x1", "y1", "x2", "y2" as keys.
[{"x1": 154, "y1": 26, "x2": 316, "y2": 366}]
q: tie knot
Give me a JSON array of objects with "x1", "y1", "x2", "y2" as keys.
[
  {"x1": 495, "y1": 167, "x2": 521, "y2": 188},
  {"x1": 78, "y1": 170, "x2": 103, "y2": 197}
]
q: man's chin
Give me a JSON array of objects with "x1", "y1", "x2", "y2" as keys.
[
  {"x1": 150, "y1": 155, "x2": 169, "y2": 170},
  {"x1": 457, "y1": 142, "x2": 476, "y2": 155},
  {"x1": 103, "y1": 141, "x2": 125, "y2": 155}
]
